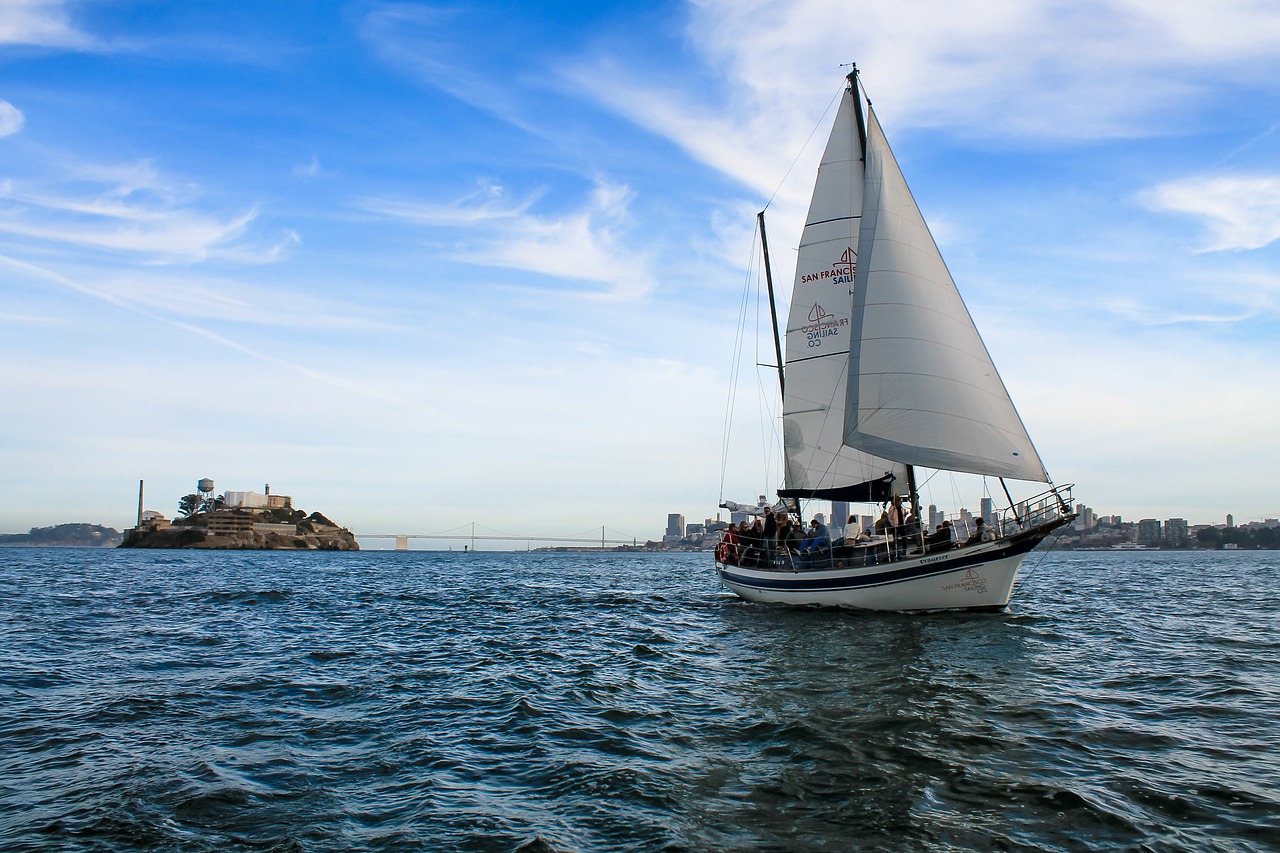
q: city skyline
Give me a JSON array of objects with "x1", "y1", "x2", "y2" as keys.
[{"x1": 3, "y1": 1, "x2": 1279, "y2": 537}]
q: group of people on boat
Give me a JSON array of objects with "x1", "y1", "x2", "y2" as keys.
[
  {"x1": 715, "y1": 507, "x2": 830, "y2": 569},
  {"x1": 716, "y1": 497, "x2": 999, "y2": 570}
]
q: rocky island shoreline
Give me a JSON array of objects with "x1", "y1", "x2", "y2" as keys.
[
  {"x1": 121, "y1": 480, "x2": 358, "y2": 551},
  {"x1": 121, "y1": 508, "x2": 358, "y2": 550}
]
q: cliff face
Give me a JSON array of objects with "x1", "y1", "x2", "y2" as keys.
[{"x1": 120, "y1": 510, "x2": 359, "y2": 551}]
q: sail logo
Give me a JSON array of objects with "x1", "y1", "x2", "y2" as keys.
[
  {"x1": 800, "y1": 246, "x2": 857, "y2": 285},
  {"x1": 801, "y1": 303, "x2": 848, "y2": 348},
  {"x1": 942, "y1": 569, "x2": 987, "y2": 594}
]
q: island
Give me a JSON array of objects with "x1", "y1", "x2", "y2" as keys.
[
  {"x1": 120, "y1": 480, "x2": 358, "y2": 550},
  {"x1": 0, "y1": 523, "x2": 123, "y2": 548}
]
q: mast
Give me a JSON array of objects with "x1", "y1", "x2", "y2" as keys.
[
  {"x1": 759, "y1": 211, "x2": 799, "y2": 516},
  {"x1": 757, "y1": 211, "x2": 786, "y2": 401},
  {"x1": 905, "y1": 465, "x2": 922, "y2": 549},
  {"x1": 848, "y1": 65, "x2": 867, "y2": 159}
]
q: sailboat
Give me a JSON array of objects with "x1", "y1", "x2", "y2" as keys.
[{"x1": 717, "y1": 67, "x2": 1076, "y2": 611}]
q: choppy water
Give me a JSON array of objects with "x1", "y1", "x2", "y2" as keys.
[{"x1": 1, "y1": 547, "x2": 1277, "y2": 852}]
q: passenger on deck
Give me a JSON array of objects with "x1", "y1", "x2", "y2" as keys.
[
  {"x1": 925, "y1": 520, "x2": 955, "y2": 553},
  {"x1": 966, "y1": 517, "x2": 997, "y2": 545},
  {"x1": 888, "y1": 496, "x2": 909, "y2": 559},
  {"x1": 718, "y1": 524, "x2": 741, "y2": 564},
  {"x1": 799, "y1": 519, "x2": 830, "y2": 555},
  {"x1": 775, "y1": 514, "x2": 801, "y2": 560},
  {"x1": 762, "y1": 505, "x2": 777, "y2": 563},
  {"x1": 744, "y1": 518, "x2": 767, "y2": 565}
]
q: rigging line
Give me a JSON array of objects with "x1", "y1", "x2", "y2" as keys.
[
  {"x1": 1016, "y1": 528, "x2": 1070, "y2": 588},
  {"x1": 761, "y1": 81, "x2": 845, "y2": 213},
  {"x1": 720, "y1": 227, "x2": 764, "y2": 499}
]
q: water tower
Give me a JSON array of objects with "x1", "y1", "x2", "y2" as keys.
[{"x1": 197, "y1": 478, "x2": 215, "y2": 499}]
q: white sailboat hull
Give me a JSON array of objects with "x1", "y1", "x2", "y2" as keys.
[{"x1": 716, "y1": 532, "x2": 1049, "y2": 611}]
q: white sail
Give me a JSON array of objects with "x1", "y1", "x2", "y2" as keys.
[
  {"x1": 843, "y1": 107, "x2": 1048, "y2": 482},
  {"x1": 781, "y1": 87, "x2": 906, "y2": 500}
]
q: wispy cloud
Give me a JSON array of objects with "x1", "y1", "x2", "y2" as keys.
[
  {"x1": 568, "y1": 0, "x2": 1280, "y2": 181},
  {"x1": 1101, "y1": 294, "x2": 1263, "y2": 325},
  {"x1": 358, "y1": 3, "x2": 532, "y2": 131},
  {"x1": 364, "y1": 179, "x2": 656, "y2": 299},
  {"x1": 0, "y1": 253, "x2": 407, "y2": 406},
  {"x1": 0, "y1": 0, "x2": 95, "y2": 48},
  {"x1": 0, "y1": 100, "x2": 23, "y2": 136},
  {"x1": 0, "y1": 159, "x2": 288, "y2": 263},
  {"x1": 1142, "y1": 174, "x2": 1280, "y2": 251},
  {"x1": 359, "y1": 181, "x2": 542, "y2": 225},
  {"x1": 292, "y1": 156, "x2": 322, "y2": 179}
]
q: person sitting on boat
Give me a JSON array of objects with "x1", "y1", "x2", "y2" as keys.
[
  {"x1": 830, "y1": 522, "x2": 870, "y2": 565},
  {"x1": 904, "y1": 509, "x2": 922, "y2": 550},
  {"x1": 733, "y1": 520, "x2": 758, "y2": 567},
  {"x1": 966, "y1": 517, "x2": 997, "y2": 545},
  {"x1": 925, "y1": 520, "x2": 955, "y2": 553},
  {"x1": 799, "y1": 519, "x2": 830, "y2": 553},
  {"x1": 796, "y1": 518, "x2": 833, "y2": 568},
  {"x1": 717, "y1": 523, "x2": 742, "y2": 564}
]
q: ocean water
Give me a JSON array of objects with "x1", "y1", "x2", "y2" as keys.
[{"x1": 0, "y1": 547, "x2": 1276, "y2": 852}]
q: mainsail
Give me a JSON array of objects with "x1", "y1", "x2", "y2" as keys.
[
  {"x1": 843, "y1": 106, "x2": 1048, "y2": 482},
  {"x1": 780, "y1": 86, "x2": 907, "y2": 501}
]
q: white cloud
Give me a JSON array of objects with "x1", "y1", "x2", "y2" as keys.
[
  {"x1": 0, "y1": 0, "x2": 94, "y2": 48},
  {"x1": 1142, "y1": 174, "x2": 1280, "y2": 251},
  {"x1": 292, "y1": 156, "x2": 325, "y2": 179},
  {"x1": 0, "y1": 101, "x2": 23, "y2": 136},
  {"x1": 568, "y1": 0, "x2": 1280, "y2": 185},
  {"x1": 359, "y1": 182, "x2": 541, "y2": 225},
  {"x1": 365, "y1": 179, "x2": 656, "y2": 299},
  {"x1": 0, "y1": 160, "x2": 281, "y2": 262}
]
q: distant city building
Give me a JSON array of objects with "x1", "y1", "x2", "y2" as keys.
[
  {"x1": 1226, "y1": 514, "x2": 1234, "y2": 528},
  {"x1": 1164, "y1": 518, "x2": 1189, "y2": 548},
  {"x1": 666, "y1": 513, "x2": 685, "y2": 539},
  {"x1": 980, "y1": 497, "x2": 995, "y2": 526},
  {"x1": 831, "y1": 501, "x2": 849, "y2": 537},
  {"x1": 1137, "y1": 518, "x2": 1163, "y2": 546}
]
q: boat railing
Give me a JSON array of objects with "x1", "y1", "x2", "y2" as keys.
[
  {"x1": 717, "y1": 485, "x2": 1077, "y2": 571},
  {"x1": 996, "y1": 483, "x2": 1075, "y2": 536}
]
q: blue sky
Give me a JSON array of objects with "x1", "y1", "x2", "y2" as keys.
[{"x1": 3, "y1": 0, "x2": 1279, "y2": 541}]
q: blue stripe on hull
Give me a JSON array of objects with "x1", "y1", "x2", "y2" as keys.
[{"x1": 718, "y1": 533, "x2": 1044, "y2": 593}]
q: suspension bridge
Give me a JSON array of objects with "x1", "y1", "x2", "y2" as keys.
[{"x1": 353, "y1": 523, "x2": 650, "y2": 550}]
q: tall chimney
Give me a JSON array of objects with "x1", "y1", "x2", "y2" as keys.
[{"x1": 137, "y1": 479, "x2": 144, "y2": 526}]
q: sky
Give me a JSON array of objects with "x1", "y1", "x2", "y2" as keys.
[{"x1": 3, "y1": 0, "x2": 1279, "y2": 543}]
